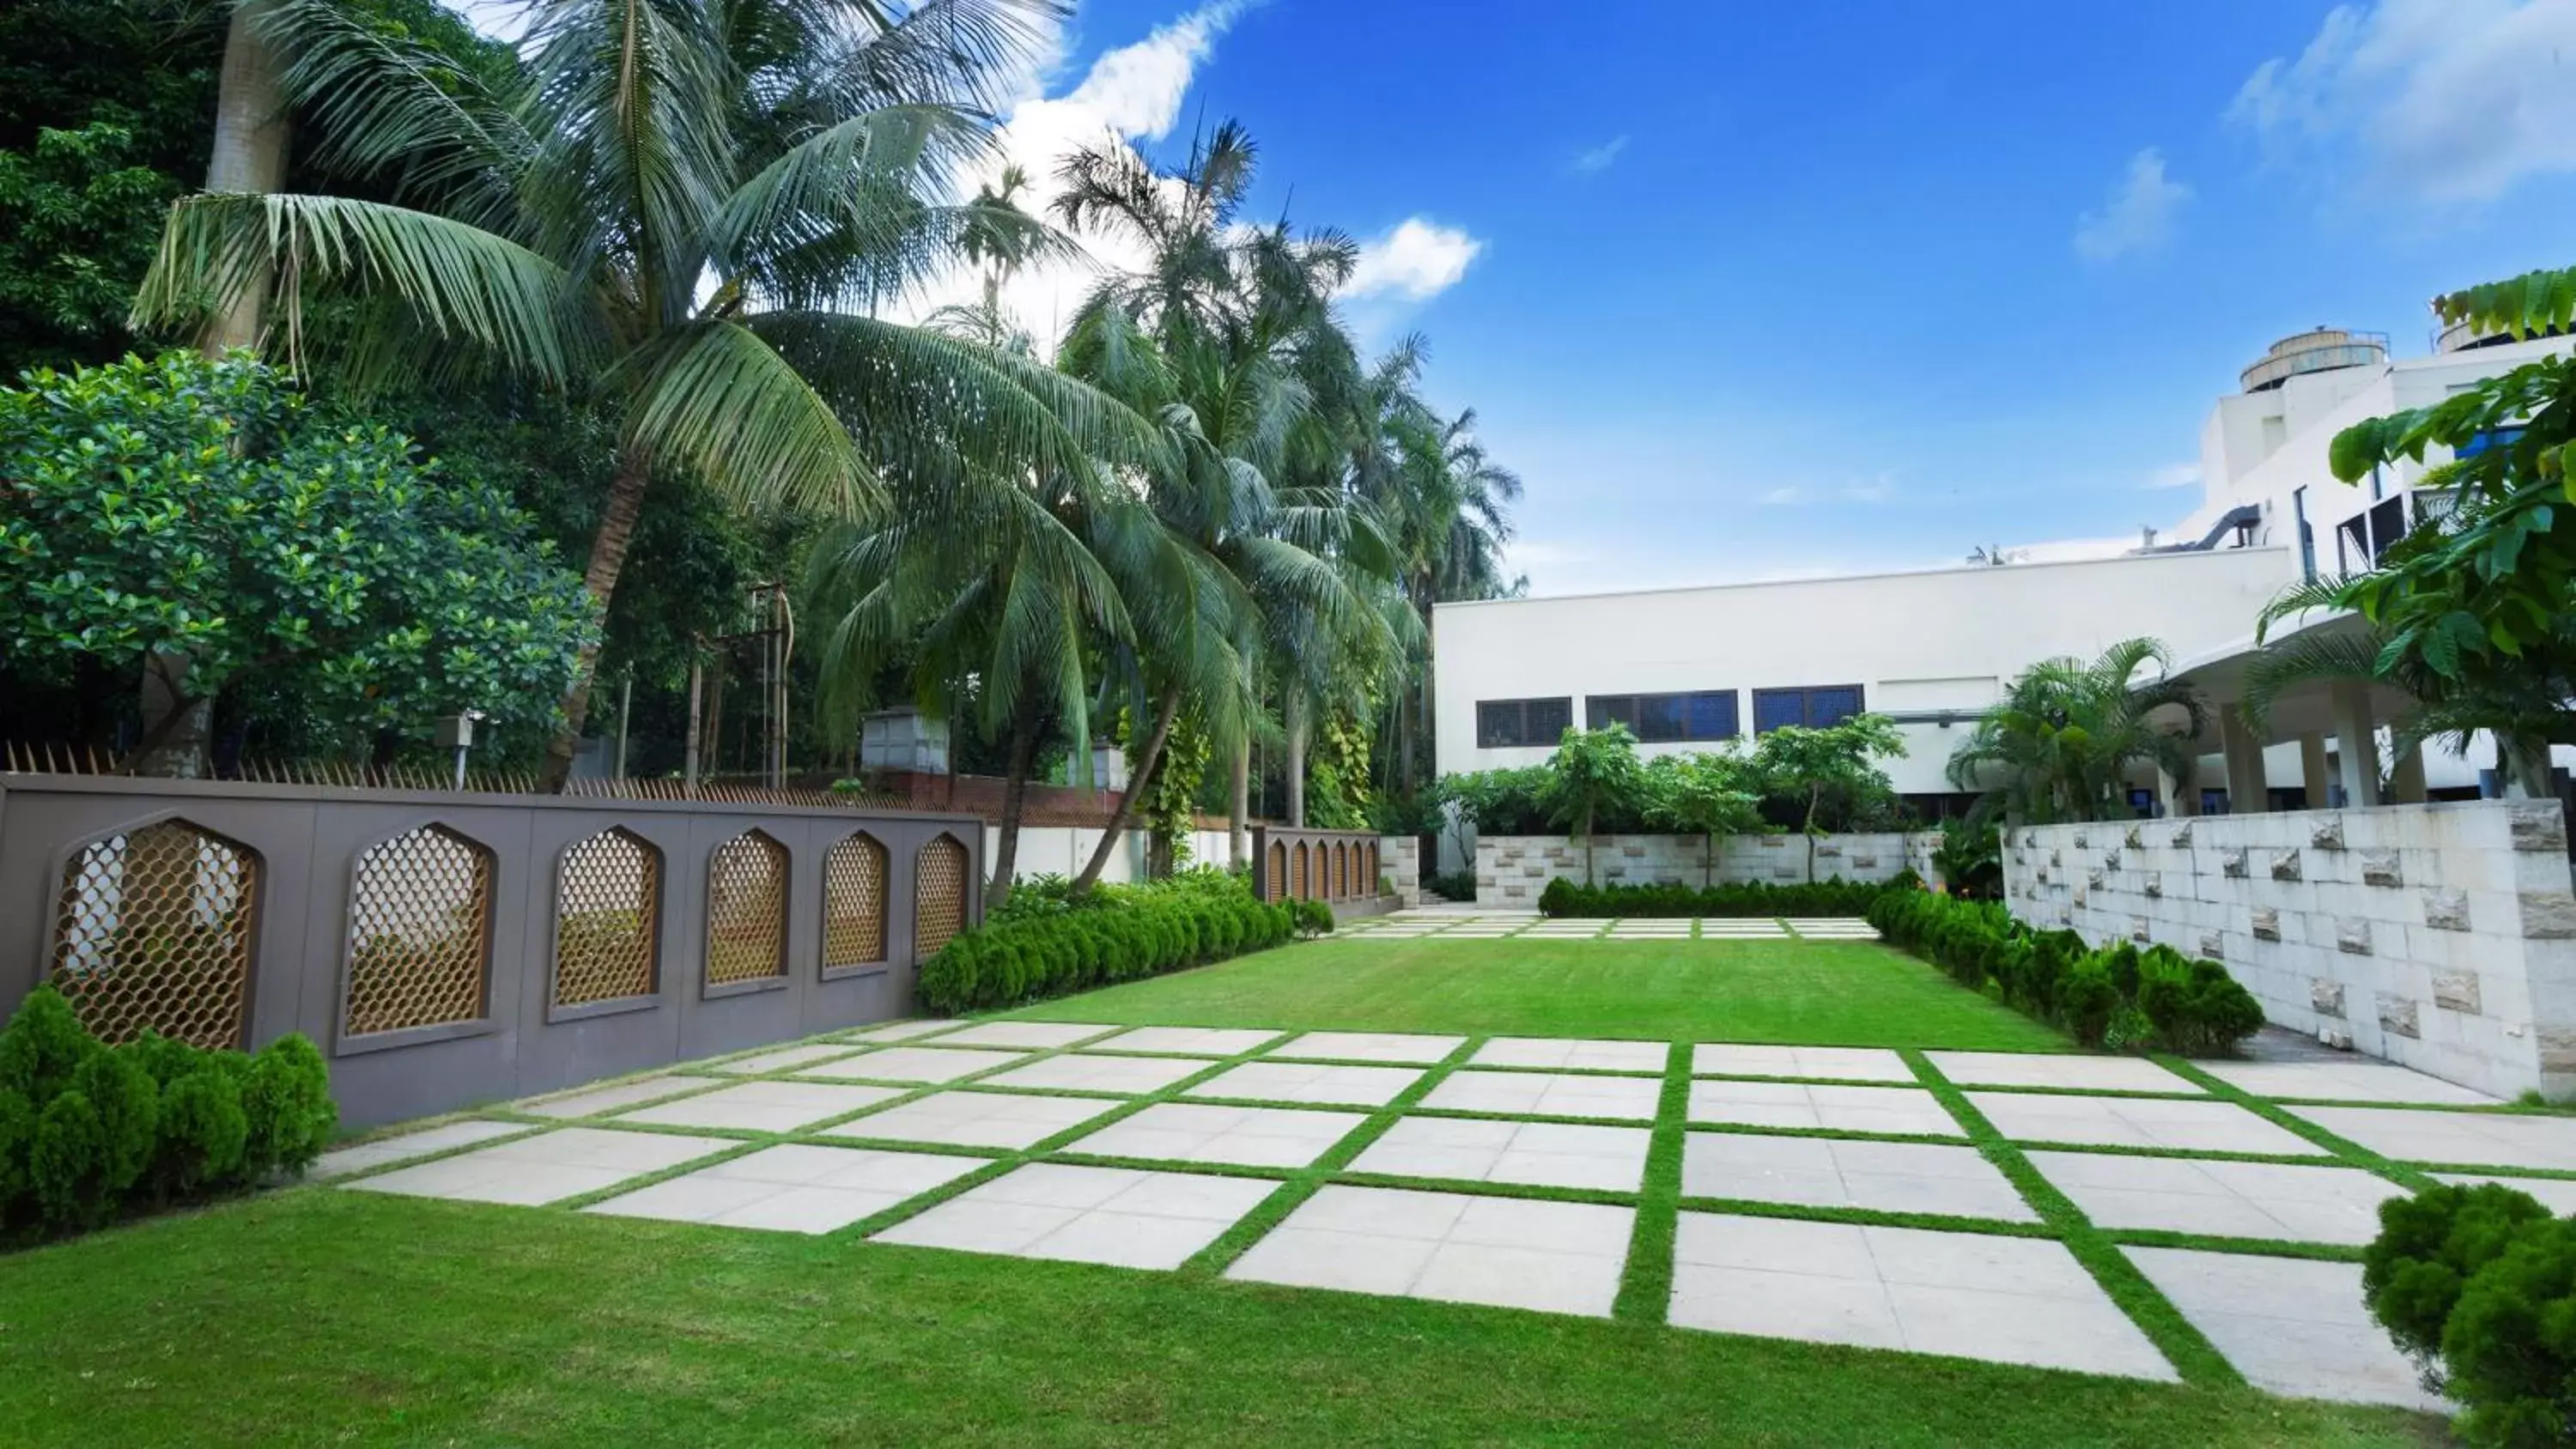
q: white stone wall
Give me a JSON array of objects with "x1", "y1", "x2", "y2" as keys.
[
  {"x1": 1999, "y1": 799, "x2": 2576, "y2": 1100},
  {"x1": 1380, "y1": 836, "x2": 1424, "y2": 908},
  {"x1": 1475, "y1": 832, "x2": 1940, "y2": 904}
]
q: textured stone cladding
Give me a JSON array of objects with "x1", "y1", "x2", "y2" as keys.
[
  {"x1": 2000, "y1": 799, "x2": 2576, "y2": 1100},
  {"x1": 1473, "y1": 832, "x2": 1943, "y2": 904},
  {"x1": 1378, "y1": 837, "x2": 1424, "y2": 908}
]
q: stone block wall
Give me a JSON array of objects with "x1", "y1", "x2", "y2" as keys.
[
  {"x1": 1474, "y1": 832, "x2": 1940, "y2": 905},
  {"x1": 1999, "y1": 799, "x2": 2576, "y2": 1100},
  {"x1": 1379, "y1": 836, "x2": 1424, "y2": 908}
]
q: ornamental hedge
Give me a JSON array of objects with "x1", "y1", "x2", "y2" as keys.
[
  {"x1": 1866, "y1": 888, "x2": 2263, "y2": 1056},
  {"x1": 1, "y1": 985, "x2": 337, "y2": 1241},
  {"x1": 918, "y1": 870, "x2": 1309, "y2": 1015},
  {"x1": 1539, "y1": 874, "x2": 1916, "y2": 919},
  {"x1": 2365, "y1": 1181, "x2": 2576, "y2": 1446}
]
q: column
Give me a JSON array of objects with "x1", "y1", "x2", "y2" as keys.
[
  {"x1": 2159, "y1": 752, "x2": 2200, "y2": 818},
  {"x1": 2299, "y1": 733, "x2": 2331, "y2": 809},
  {"x1": 2329, "y1": 683, "x2": 2381, "y2": 809},
  {"x1": 2390, "y1": 743, "x2": 2428, "y2": 804},
  {"x1": 2218, "y1": 709, "x2": 2269, "y2": 814}
]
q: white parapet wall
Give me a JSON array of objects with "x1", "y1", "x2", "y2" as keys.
[
  {"x1": 1999, "y1": 799, "x2": 2576, "y2": 1100},
  {"x1": 1475, "y1": 832, "x2": 1943, "y2": 903}
]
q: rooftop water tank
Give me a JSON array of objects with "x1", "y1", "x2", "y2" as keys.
[{"x1": 2239, "y1": 327, "x2": 2389, "y2": 393}]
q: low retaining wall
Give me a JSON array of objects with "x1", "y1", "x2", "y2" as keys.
[
  {"x1": 1379, "y1": 836, "x2": 1425, "y2": 908},
  {"x1": 1474, "y1": 832, "x2": 1941, "y2": 905},
  {"x1": 1999, "y1": 799, "x2": 2576, "y2": 1100},
  {"x1": 0, "y1": 774, "x2": 984, "y2": 1128}
]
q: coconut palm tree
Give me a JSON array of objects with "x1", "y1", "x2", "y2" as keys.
[
  {"x1": 133, "y1": 0, "x2": 1160, "y2": 785},
  {"x1": 1946, "y1": 637, "x2": 2205, "y2": 825}
]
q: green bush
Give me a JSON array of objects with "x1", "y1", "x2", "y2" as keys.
[
  {"x1": 2057, "y1": 961, "x2": 2121, "y2": 1046},
  {"x1": 919, "y1": 870, "x2": 1297, "y2": 1015},
  {"x1": 2365, "y1": 1183, "x2": 2574, "y2": 1446},
  {"x1": 1540, "y1": 875, "x2": 1910, "y2": 919},
  {"x1": 0, "y1": 985, "x2": 338, "y2": 1240},
  {"x1": 1426, "y1": 870, "x2": 1478, "y2": 902}
]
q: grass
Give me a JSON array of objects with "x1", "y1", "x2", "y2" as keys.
[
  {"x1": 1008, "y1": 936, "x2": 2070, "y2": 1051},
  {"x1": 0, "y1": 1191, "x2": 2436, "y2": 1449}
]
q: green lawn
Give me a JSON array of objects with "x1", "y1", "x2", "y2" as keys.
[
  {"x1": 1012, "y1": 937, "x2": 2071, "y2": 1051},
  {"x1": 0, "y1": 1189, "x2": 2430, "y2": 1449}
]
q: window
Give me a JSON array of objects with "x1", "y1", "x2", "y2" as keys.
[
  {"x1": 2336, "y1": 494, "x2": 2411, "y2": 572},
  {"x1": 2293, "y1": 486, "x2": 2316, "y2": 580},
  {"x1": 1752, "y1": 685, "x2": 1865, "y2": 734},
  {"x1": 2458, "y1": 426, "x2": 2525, "y2": 458},
  {"x1": 1585, "y1": 690, "x2": 1739, "y2": 743},
  {"x1": 1475, "y1": 696, "x2": 1572, "y2": 749}
]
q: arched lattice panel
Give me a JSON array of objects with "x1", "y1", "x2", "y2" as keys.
[
  {"x1": 823, "y1": 832, "x2": 889, "y2": 970},
  {"x1": 1367, "y1": 843, "x2": 1380, "y2": 893},
  {"x1": 914, "y1": 834, "x2": 969, "y2": 961},
  {"x1": 555, "y1": 828, "x2": 659, "y2": 1008},
  {"x1": 1291, "y1": 843, "x2": 1309, "y2": 900},
  {"x1": 1334, "y1": 843, "x2": 1350, "y2": 899},
  {"x1": 706, "y1": 830, "x2": 789, "y2": 985},
  {"x1": 345, "y1": 824, "x2": 494, "y2": 1037},
  {"x1": 49, "y1": 819, "x2": 257, "y2": 1049},
  {"x1": 1266, "y1": 841, "x2": 1285, "y2": 901}
]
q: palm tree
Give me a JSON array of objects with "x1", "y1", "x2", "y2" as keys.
[
  {"x1": 1946, "y1": 637, "x2": 2205, "y2": 825},
  {"x1": 134, "y1": 0, "x2": 1158, "y2": 785}
]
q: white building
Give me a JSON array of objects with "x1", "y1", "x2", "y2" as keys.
[{"x1": 1435, "y1": 314, "x2": 2573, "y2": 839}]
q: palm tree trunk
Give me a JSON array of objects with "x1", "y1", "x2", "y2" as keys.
[
  {"x1": 2500, "y1": 732, "x2": 2556, "y2": 800},
  {"x1": 1226, "y1": 738, "x2": 1249, "y2": 868},
  {"x1": 1285, "y1": 688, "x2": 1308, "y2": 828},
  {"x1": 986, "y1": 710, "x2": 1040, "y2": 912},
  {"x1": 1068, "y1": 687, "x2": 1182, "y2": 898},
  {"x1": 202, "y1": 0, "x2": 290, "y2": 354},
  {"x1": 542, "y1": 452, "x2": 650, "y2": 790}
]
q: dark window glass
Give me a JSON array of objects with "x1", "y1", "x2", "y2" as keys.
[
  {"x1": 1753, "y1": 689, "x2": 1806, "y2": 734},
  {"x1": 1687, "y1": 691, "x2": 1738, "y2": 741},
  {"x1": 1753, "y1": 685, "x2": 1867, "y2": 733},
  {"x1": 1583, "y1": 691, "x2": 1737, "y2": 743},
  {"x1": 1478, "y1": 697, "x2": 1573, "y2": 749}
]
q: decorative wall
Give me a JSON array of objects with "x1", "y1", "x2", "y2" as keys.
[
  {"x1": 1473, "y1": 831, "x2": 1942, "y2": 904},
  {"x1": 1998, "y1": 799, "x2": 2576, "y2": 1100}
]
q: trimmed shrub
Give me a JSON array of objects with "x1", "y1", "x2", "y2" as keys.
[
  {"x1": 2057, "y1": 961, "x2": 2122, "y2": 1047},
  {"x1": 29, "y1": 1090, "x2": 108, "y2": 1228},
  {"x1": 242, "y1": 1035, "x2": 337, "y2": 1177},
  {"x1": 151, "y1": 1069, "x2": 249, "y2": 1197},
  {"x1": 1291, "y1": 899, "x2": 1335, "y2": 937},
  {"x1": 1540, "y1": 875, "x2": 1910, "y2": 919},
  {"x1": 919, "y1": 870, "x2": 1299, "y2": 1015},
  {"x1": 2366, "y1": 1183, "x2": 2574, "y2": 1446}
]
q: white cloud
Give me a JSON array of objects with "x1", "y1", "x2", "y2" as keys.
[
  {"x1": 2230, "y1": 0, "x2": 2576, "y2": 203},
  {"x1": 1345, "y1": 218, "x2": 1485, "y2": 301},
  {"x1": 1571, "y1": 136, "x2": 1630, "y2": 174},
  {"x1": 1754, "y1": 473, "x2": 1895, "y2": 506},
  {"x1": 2073, "y1": 149, "x2": 2191, "y2": 262},
  {"x1": 2144, "y1": 462, "x2": 2202, "y2": 490}
]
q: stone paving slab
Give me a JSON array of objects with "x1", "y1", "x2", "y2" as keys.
[
  {"x1": 876, "y1": 1163, "x2": 1276, "y2": 1270},
  {"x1": 977, "y1": 1053, "x2": 1212, "y2": 1095},
  {"x1": 1273, "y1": 1031, "x2": 1465, "y2": 1064},
  {"x1": 936, "y1": 1022, "x2": 1121, "y2": 1050},
  {"x1": 1683, "y1": 1133, "x2": 2035, "y2": 1221},
  {"x1": 616, "y1": 1080, "x2": 904, "y2": 1132},
  {"x1": 1468, "y1": 1037, "x2": 1668, "y2": 1072},
  {"x1": 1668, "y1": 1213, "x2": 2174, "y2": 1380},
  {"x1": 1971, "y1": 1092, "x2": 2330, "y2": 1157},
  {"x1": 822, "y1": 1090, "x2": 1121, "y2": 1149},
  {"x1": 2028, "y1": 1151, "x2": 2403, "y2": 1245},
  {"x1": 343, "y1": 1127, "x2": 733, "y2": 1206},
  {"x1": 313, "y1": 1119, "x2": 532, "y2": 1179},
  {"x1": 841, "y1": 1019, "x2": 969, "y2": 1043},
  {"x1": 1066, "y1": 1102, "x2": 1368, "y2": 1168},
  {"x1": 2290, "y1": 1106, "x2": 2576, "y2": 1172},
  {"x1": 517, "y1": 1076, "x2": 707, "y2": 1120},
  {"x1": 584, "y1": 1144, "x2": 988, "y2": 1234},
  {"x1": 801, "y1": 1046, "x2": 1028, "y2": 1084},
  {"x1": 1693, "y1": 1045, "x2": 1911, "y2": 1082},
  {"x1": 1093, "y1": 1026, "x2": 1284, "y2": 1056},
  {"x1": 1352, "y1": 1116, "x2": 1652, "y2": 1191},
  {"x1": 1225, "y1": 1185, "x2": 1635, "y2": 1318},
  {"x1": 1421, "y1": 1069, "x2": 1664, "y2": 1122},
  {"x1": 1688, "y1": 1082, "x2": 1964, "y2": 1138},
  {"x1": 2196, "y1": 1060, "x2": 2498, "y2": 1106},
  {"x1": 708, "y1": 1043, "x2": 867, "y2": 1075},
  {"x1": 2128, "y1": 1247, "x2": 2445, "y2": 1409},
  {"x1": 1925, "y1": 1052, "x2": 2198, "y2": 1094},
  {"x1": 2433, "y1": 1173, "x2": 2576, "y2": 1213},
  {"x1": 1186, "y1": 1061, "x2": 1425, "y2": 1107}
]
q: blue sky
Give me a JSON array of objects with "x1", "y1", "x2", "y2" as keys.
[
  {"x1": 470, "y1": 2, "x2": 2576, "y2": 594},
  {"x1": 1020, "y1": 0, "x2": 2576, "y2": 593}
]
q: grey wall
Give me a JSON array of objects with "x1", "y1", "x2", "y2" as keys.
[{"x1": 0, "y1": 776, "x2": 982, "y2": 1128}]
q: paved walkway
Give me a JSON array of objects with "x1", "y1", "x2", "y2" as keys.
[{"x1": 318, "y1": 1005, "x2": 2576, "y2": 1413}]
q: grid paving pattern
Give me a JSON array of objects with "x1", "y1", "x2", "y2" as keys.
[
  {"x1": 321, "y1": 1014, "x2": 2576, "y2": 1411},
  {"x1": 1330, "y1": 913, "x2": 1869, "y2": 942}
]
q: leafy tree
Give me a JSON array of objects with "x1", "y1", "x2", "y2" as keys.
[
  {"x1": 1947, "y1": 640, "x2": 2201, "y2": 825},
  {"x1": 0, "y1": 121, "x2": 176, "y2": 372},
  {"x1": 134, "y1": 0, "x2": 1157, "y2": 786},
  {"x1": 0, "y1": 351, "x2": 597, "y2": 770},
  {"x1": 1753, "y1": 713, "x2": 1907, "y2": 877},
  {"x1": 2263, "y1": 264, "x2": 2576, "y2": 799},
  {"x1": 1540, "y1": 724, "x2": 1648, "y2": 885},
  {"x1": 1646, "y1": 750, "x2": 1763, "y2": 888}
]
